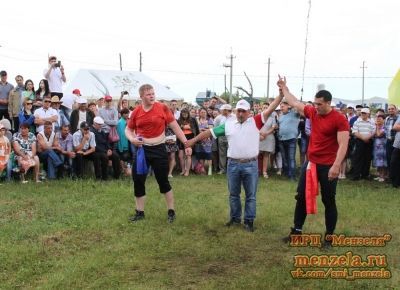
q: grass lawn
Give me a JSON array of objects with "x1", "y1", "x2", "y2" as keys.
[{"x1": 0, "y1": 174, "x2": 399, "y2": 289}]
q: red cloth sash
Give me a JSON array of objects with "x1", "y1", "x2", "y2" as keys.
[{"x1": 305, "y1": 161, "x2": 319, "y2": 214}]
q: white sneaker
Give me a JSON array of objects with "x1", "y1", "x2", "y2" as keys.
[{"x1": 168, "y1": 174, "x2": 173, "y2": 178}]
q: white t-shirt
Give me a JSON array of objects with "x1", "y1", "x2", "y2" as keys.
[
  {"x1": 34, "y1": 107, "x2": 59, "y2": 132},
  {"x1": 43, "y1": 67, "x2": 63, "y2": 93},
  {"x1": 78, "y1": 110, "x2": 87, "y2": 129},
  {"x1": 61, "y1": 93, "x2": 78, "y2": 110}
]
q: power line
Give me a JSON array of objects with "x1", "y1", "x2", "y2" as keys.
[{"x1": 300, "y1": 0, "x2": 312, "y2": 101}]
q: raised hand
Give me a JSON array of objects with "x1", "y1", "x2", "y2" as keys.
[{"x1": 277, "y1": 74, "x2": 287, "y2": 89}]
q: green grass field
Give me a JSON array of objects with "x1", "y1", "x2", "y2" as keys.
[{"x1": 0, "y1": 175, "x2": 399, "y2": 289}]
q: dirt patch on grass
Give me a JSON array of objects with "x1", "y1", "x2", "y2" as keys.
[{"x1": 41, "y1": 230, "x2": 72, "y2": 247}]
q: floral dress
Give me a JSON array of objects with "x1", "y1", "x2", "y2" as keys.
[
  {"x1": 196, "y1": 118, "x2": 213, "y2": 154},
  {"x1": 165, "y1": 127, "x2": 178, "y2": 153},
  {"x1": 373, "y1": 127, "x2": 387, "y2": 168}
]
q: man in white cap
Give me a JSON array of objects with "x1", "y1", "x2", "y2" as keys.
[
  {"x1": 350, "y1": 107, "x2": 375, "y2": 180},
  {"x1": 70, "y1": 98, "x2": 95, "y2": 133},
  {"x1": 91, "y1": 116, "x2": 121, "y2": 180},
  {"x1": 213, "y1": 104, "x2": 233, "y2": 174},
  {"x1": 186, "y1": 96, "x2": 283, "y2": 232}
]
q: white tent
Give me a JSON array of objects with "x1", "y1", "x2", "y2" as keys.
[{"x1": 64, "y1": 69, "x2": 182, "y2": 101}]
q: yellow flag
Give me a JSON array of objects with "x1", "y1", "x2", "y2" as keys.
[{"x1": 388, "y1": 69, "x2": 400, "y2": 106}]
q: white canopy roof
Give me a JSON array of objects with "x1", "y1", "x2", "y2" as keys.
[{"x1": 64, "y1": 69, "x2": 182, "y2": 101}]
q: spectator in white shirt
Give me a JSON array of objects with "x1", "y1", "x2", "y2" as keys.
[
  {"x1": 43, "y1": 56, "x2": 66, "y2": 98},
  {"x1": 34, "y1": 95, "x2": 58, "y2": 132}
]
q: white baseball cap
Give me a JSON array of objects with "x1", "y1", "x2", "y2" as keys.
[
  {"x1": 361, "y1": 108, "x2": 370, "y2": 114},
  {"x1": 220, "y1": 104, "x2": 232, "y2": 111},
  {"x1": 93, "y1": 116, "x2": 105, "y2": 125},
  {"x1": 77, "y1": 98, "x2": 88, "y2": 104},
  {"x1": 235, "y1": 100, "x2": 250, "y2": 111}
]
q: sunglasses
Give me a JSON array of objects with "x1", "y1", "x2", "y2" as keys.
[
  {"x1": 44, "y1": 100, "x2": 51, "y2": 103},
  {"x1": 237, "y1": 109, "x2": 247, "y2": 113},
  {"x1": 26, "y1": 103, "x2": 33, "y2": 105}
]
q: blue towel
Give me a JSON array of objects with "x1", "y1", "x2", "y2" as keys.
[{"x1": 136, "y1": 147, "x2": 148, "y2": 175}]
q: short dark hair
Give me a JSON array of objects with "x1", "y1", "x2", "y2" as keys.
[
  {"x1": 315, "y1": 90, "x2": 332, "y2": 102},
  {"x1": 355, "y1": 105, "x2": 363, "y2": 109},
  {"x1": 44, "y1": 121, "x2": 53, "y2": 127},
  {"x1": 120, "y1": 108, "x2": 130, "y2": 115}
]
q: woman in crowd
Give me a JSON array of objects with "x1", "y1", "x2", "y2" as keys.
[
  {"x1": 0, "y1": 124, "x2": 11, "y2": 181},
  {"x1": 88, "y1": 102, "x2": 99, "y2": 117},
  {"x1": 165, "y1": 126, "x2": 179, "y2": 178},
  {"x1": 177, "y1": 108, "x2": 199, "y2": 176},
  {"x1": 116, "y1": 108, "x2": 131, "y2": 176},
  {"x1": 18, "y1": 99, "x2": 36, "y2": 133},
  {"x1": 34, "y1": 79, "x2": 50, "y2": 109},
  {"x1": 196, "y1": 108, "x2": 213, "y2": 175},
  {"x1": 373, "y1": 114, "x2": 387, "y2": 182},
  {"x1": 12, "y1": 123, "x2": 40, "y2": 183},
  {"x1": 259, "y1": 103, "x2": 277, "y2": 178},
  {"x1": 21, "y1": 80, "x2": 36, "y2": 102}
]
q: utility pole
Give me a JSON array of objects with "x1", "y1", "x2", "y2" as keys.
[
  {"x1": 139, "y1": 52, "x2": 142, "y2": 72},
  {"x1": 223, "y1": 49, "x2": 235, "y2": 103},
  {"x1": 119, "y1": 53, "x2": 122, "y2": 71},
  {"x1": 224, "y1": 73, "x2": 227, "y2": 96},
  {"x1": 266, "y1": 57, "x2": 271, "y2": 99},
  {"x1": 361, "y1": 61, "x2": 367, "y2": 106}
]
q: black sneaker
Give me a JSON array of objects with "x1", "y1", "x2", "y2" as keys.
[
  {"x1": 225, "y1": 218, "x2": 241, "y2": 227},
  {"x1": 322, "y1": 233, "x2": 333, "y2": 249},
  {"x1": 167, "y1": 209, "x2": 176, "y2": 223},
  {"x1": 243, "y1": 220, "x2": 254, "y2": 232},
  {"x1": 129, "y1": 210, "x2": 145, "y2": 222},
  {"x1": 282, "y1": 227, "x2": 302, "y2": 243}
]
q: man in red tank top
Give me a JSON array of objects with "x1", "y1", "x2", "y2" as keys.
[
  {"x1": 125, "y1": 84, "x2": 192, "y2": 223},
  {"x1": 277, "y1": 76, "x2": 349, "y2": 248}
]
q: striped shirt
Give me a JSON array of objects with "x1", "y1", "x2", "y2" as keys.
[
  {"x1": 352, "y1": 118, "x2": 375, "y2": 136},
  {"x1": 384, "y1": 114, "x2": 398, "y2": 141}
]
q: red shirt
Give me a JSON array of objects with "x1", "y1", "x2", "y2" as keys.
[
  {"x1": 304, "y1": 105, "x2": 349, "y2": 165},
  {"x1": 127, "y1": 102, "x2": 175, "y2": 138}
]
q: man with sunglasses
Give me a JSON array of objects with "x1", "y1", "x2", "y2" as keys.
[
  {"x1": 186, "y1": 96, "x2": 283, "y2": 232},
  {"x1": 34, "y1": 95, "x2": 58, "y2": 132},
  {"x1": 277, "y1": 76, "x2": 349, "y2": 248}
]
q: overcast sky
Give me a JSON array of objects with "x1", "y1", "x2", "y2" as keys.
[{"x1": 1, "y1": 0, "x2": 399, "y2": 103}]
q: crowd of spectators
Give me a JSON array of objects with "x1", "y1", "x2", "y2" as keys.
[{"x1": 0, "y1": 57, "x2": 399, "y2": 188}]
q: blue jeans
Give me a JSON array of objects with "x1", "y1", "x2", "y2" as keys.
[
  {"x1": 279, "y1": 138, "x2": 297, "y2": 179},
  {"x1": 39, "y1": 149, "x2": 63, "y2": 179},
  {"x1": 227, "y1": 159, "x2": 258, "y2": 221}
]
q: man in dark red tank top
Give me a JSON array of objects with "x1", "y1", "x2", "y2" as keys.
[{"x1": 277, "y1": 76, "x2": 349, "y2": 248}]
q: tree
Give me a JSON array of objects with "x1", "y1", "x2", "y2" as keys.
[{"x1": 234, "y1": 71, "x2": 254, "y2": 107}]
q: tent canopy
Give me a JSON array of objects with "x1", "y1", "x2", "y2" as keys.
[
  {"x1": 64, "y1": 69, "x2": 182, "y2": 101},
  {"x1": 389, "y1": 69, "x2": 400, "y2": 106}
]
